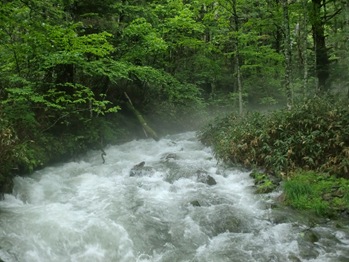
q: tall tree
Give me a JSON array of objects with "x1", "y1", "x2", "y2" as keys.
[
  {"x1": 231, "y1": 0, "x2": 243, "y2": 114},
  {"x1": 340, "y1": 0, "x2": 349, "y2": 97},
  {"x1": 301, "y1": 0, "x2": 309, "y2": 96},
  {"x1": 282, "y1": 0, "x2": 293, "y2": 108},
  {"x1": 311, "y1": 0, "x2": 330, "y2": 92}
]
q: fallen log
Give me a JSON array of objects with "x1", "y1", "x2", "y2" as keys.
[{"x1": 124, "y1": 92, "x2": 159, "y2": 141}]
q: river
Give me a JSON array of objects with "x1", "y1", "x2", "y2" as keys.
[{"x1": 0, "y1": 132, "x2": 348, "y2": 262}]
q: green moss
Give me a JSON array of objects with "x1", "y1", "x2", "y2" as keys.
[{"x1": 283, "y1": 171, "x2": 349, "y2": 217}]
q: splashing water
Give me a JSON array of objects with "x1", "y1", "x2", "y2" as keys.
[{"x1": 0, "y1": 132, "x2": 348, "y2": 262}]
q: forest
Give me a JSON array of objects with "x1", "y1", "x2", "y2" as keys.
[{"x1": 0, "y1": 0, "x2": 348, "y2": 204}]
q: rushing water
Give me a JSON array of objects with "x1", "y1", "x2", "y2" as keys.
[{"x1": 0, "y1": 132, "x2": 349, "y2": 262}]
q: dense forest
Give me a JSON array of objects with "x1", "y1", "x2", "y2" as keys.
[{"x1": 0, "y1": 0, "x2": 348, "y2": 196}]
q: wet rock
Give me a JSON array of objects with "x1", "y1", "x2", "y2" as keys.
[
  {"x1": 161, "y1": 153, "x2": 178, "y2": 161},
  {"x1": 190, "y1": 200, "x2": 201, "y2": 207},
  {"x1": 130, "y1": 161, "x2": 155, "y2": 177},
  {"x1": 192, "y1": 206, "x2": 244, "y2": 235},
  {"x1": 287, "y1": 255, "x2": 302, "y2": 262},
  {"x1": 206, "y1": 176, "x2": 217, "y2": 186},
  {"x1": 301, "y1": 229, "x2": 320, "y2": 243},
  {"x1": 196, "y1": 169, "x2": 217, "y2": 186}
]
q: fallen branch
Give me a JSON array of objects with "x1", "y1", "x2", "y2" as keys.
[{"x1": 124, "y1": 92, "x2": 159, "y2": 141}]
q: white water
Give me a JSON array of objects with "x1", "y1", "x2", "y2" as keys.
[{"x1": 0, "y1": 132, "x2": 348, "y2": 262}]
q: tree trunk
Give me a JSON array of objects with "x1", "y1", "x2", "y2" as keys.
[
  {"x1": 273, "y1": 0, "x2": 282, "y2": 54},
  {"x1": 236, "y1": 55, "x2": 243, "y2": 115},
  {"x1": 232, "y1": 0, "x2": 243, "y2": 115},
  {"x1": 302, "y1": 0, "x2": 309, "y2": 97},
  {"x1": 344, "y1": 0, "x2": 349, "y2": 98},
  {"x1": 282, "y1": 0, "x2": 293, "y2": 109},
  {"x1": 311, "y1": 0, "x2": 330, "y2": 92}
]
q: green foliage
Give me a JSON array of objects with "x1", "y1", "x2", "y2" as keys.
[
  {"x1": 200, "y1": 96, "x2": 349, "y2": 216},
  {"x1": 0, "y1": 117, "x2": 19, "y2": 174},
  {"x1": 199, "y1": 96, "x2": 349, "y2": 178},
  {"x1": 250, "y1": 171, "x2": 279, "y2": 193},
  {"x1": 284, "y1": 171, "x2": 349, "y2": 216},
  {"x1": 128, "y1": 65, "x2": 203, "y2": 106},
  {"x1": 121, "y1": 17, "x2": 168, "y2": 62},
  {"x1": 0, "y1": 0, "x2": 348, "y2": 197}
]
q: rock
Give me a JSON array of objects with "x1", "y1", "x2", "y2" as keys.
[
  {"x1": 130, "y1": 161, "x2": 155, "y2": 177},
  {"x1": 287, "y1": 255, "x2": 302, "y2": 262},
  {"x1": 206, "y1": 175, "x2": 217, "y2": 186},
  {"x1": 196, "y1": 169, "x2": 217, "y2": 186},
  {"x1": 190, "y1": 200, "x2": 201, "y2": 207},
  {"x1": 161, "y1": 153, "x2": 178, "y2": 161},
  {"x1": 301, "y1": 229, "x2": 320, "y2": 243}
]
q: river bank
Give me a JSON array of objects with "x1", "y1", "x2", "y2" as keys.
[{"x1": 198, "y1": 96, "x2": 349, "y2": 218}]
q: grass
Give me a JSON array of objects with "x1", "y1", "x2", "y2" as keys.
[{"x1": 283, "y1": 171, "x2": 349, "y2": 216}]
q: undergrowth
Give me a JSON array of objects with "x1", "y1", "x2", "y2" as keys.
[{"x1": 199, "y1": 96, "x2": 349, "y2": 178}]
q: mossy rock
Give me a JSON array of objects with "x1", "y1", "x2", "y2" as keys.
[{"x1": 250, "y1": 171, "x2": 279, "y2": 194}]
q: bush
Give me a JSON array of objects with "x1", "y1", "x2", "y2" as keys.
[{"x1": 199, "y1": 96, "x2": 349, "y2": 178}]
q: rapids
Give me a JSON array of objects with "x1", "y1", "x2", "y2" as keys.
[{"x1": 0, "y1": 132, "x2": 348, "y2": 262}]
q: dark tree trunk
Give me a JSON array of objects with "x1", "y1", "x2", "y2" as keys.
[
  {"x1": 282, "y1": 0, "x2": 293, "y2": 109},
  {"x1": 273, "y1": 0, "x2": 282, "y2": 53},
  {"x1": 232, "y1": 0, "x2": 243, "y2": 115},
  {"x1": 311, "y1": 0, "x2": 330, "y2": 92}
]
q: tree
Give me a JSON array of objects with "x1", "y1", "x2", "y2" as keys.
[
  {"x1": 231, "y1": 0, "x2": 243, "y2": 114},
  {"x1": 310, "y1": 0, "x2": 330, "y2": 92},
  {"x1": 282, "y1": 0, "x2": 293, "y2": 108},
  {"x1": 345, "y1": 0, "x2": 349, "y2": 97}
]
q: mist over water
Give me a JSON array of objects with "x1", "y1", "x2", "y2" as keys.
[{"x1": 0, "y1": 132, "x2": 348, "y2": 262}]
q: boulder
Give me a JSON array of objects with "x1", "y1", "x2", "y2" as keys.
[
  {"x1": 161, "y1": 153, "x2": 178, "y2": 161},
  {"x1": 130, "y1": 161, "x2": 155, "y2": 177},
  {"x1": 196, "y1": 169, "x2": 217, "y2": 186},
  {"x1": 190, "y1": 200, "x2": 201, "y2": 207}
]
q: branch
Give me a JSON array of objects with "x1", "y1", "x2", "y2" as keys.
[
  {"x1": 323, "y1": 8, "x2": 342, "y2": 23},
  {"x1": 41, "y1": 112, "x2": 70, "y2": 132}
]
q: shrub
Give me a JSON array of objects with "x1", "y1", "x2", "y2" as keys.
[{"x1": 199, "y1": 96, "x2": 349, "y2": 178}]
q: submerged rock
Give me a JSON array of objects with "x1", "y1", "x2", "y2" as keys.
[
  {"x1": 190, "y1": 200, "x2": 201, "y2": 207},
  {"x1": 196, "y1": 169, "x2": 217, "y2": 186},
  {"x1": 161, "y1": 153, "x2": 178, "y2": 161},
  {"x1": 301, "y1": 229, "x2": 320, "y2": 243},
  {"x1": 130, "y1": 161, "x2": 155, "y2": 177}
]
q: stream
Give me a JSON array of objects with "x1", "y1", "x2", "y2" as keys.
[{"x1": 0, "y1": 132, "x2": 348, "y2": 262}]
